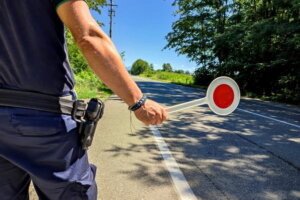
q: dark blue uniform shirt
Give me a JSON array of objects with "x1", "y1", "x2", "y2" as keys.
[{"x1": 0, "y1": 0, "x2": 74, "y2": 96}]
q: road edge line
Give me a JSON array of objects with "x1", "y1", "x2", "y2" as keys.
[
  {"x1": 150, "y1": 125, "x2": 199, "y2": 200},
  {"x1": 237, "y1": 108, "x2": 300, "y2": 129}
]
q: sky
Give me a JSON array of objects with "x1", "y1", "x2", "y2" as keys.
[{"x1": 92, "y1": 0, "x2": 198, "y2": 73}]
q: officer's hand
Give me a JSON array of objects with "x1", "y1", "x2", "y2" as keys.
[{"x1": 134, "y1": 99, "x2": 168, "y2": 126}]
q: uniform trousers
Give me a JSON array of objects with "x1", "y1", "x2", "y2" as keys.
[{"x1": 0, "y1": 106, "x2": 97, "y2": 200}]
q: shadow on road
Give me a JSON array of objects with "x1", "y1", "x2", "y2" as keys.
[{"x1": 104, "y1": 81, "x2": 300, "y2": 200}]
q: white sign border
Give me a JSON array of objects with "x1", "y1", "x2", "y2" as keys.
[{"x1": 206, "y1": 76, "x2": 240, "y2": 116}]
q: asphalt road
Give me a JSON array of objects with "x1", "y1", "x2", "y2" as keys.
[
  {"x1": 29, "y1": 76, "x2": 300, "y2": 200},
  {"x1": 130, "y1": 76, "x2": 300, "y2": 200}
]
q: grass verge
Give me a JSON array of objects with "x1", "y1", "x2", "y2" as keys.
[
  {"x1": 74, "y1": 71, "x2": 112, "y2": 101},
  {"x1": 139, "y1": 71, "x2": 194, "y2": 86}
]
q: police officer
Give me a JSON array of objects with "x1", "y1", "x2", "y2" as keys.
[{"x1": 0, "y1": 0, "x2": 167, "y2": 199}]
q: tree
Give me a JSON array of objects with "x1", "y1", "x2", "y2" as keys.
[
  {"x1": 185, "y1": 70, "x2": 190, "y2": 75},
  {"x1": 162, "y1": 63, "x2": 173, "y2": 72},
  {"x1": 149, "y1": 64, "x2": 154, "y2": 71},
  {"x1": 193, "y1": 67, "x2": 213, "y2": 86},
  {"x1": 131, "y1": 59, "x2": 150, "y2": 75},
  {"x1": 174, "y1": 69, "x2": 184, "y2": 74},
  {"x1": 86, "y1": 0, "x2": 106, "y2": 16},
  {"x1": 165, "y1": 0, "x2": 300, "y2": 104}
]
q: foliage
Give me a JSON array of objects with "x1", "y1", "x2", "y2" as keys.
[
  {"x1": 193, "y1": 67, "x2": 214, "y2": 86},
  {"x1": 131, "y1": 59, "x2": 150, "y2": 75},
  {"x1": 74, "y1": 70, "x2": 111, "y2": 99},
  {"x1": 66, "y1": 31, "x2": 88, "y2": 74},
  {"x1": 67, "y1": 30, "x2": 112, "y2": 99},
  {"x1": 86, "y1": 0, "x2": 106, "y2": 15},
  {"x1": 149, "y1": 64, "x2": 155, "y2": 71},
  {"x1": 141, "y1": 71, "x2": 194, "y2": 85},
  {"x1": 166, "y1": 0, "x2": 300, "y2": 104},
  {"x1": 174, "y1": 69, "x2": 184, "y2": 74},
  {"x1": 184, "y1": 70, "x2": 191, "y2": 75},
  {"x1": 162, "y1": 63, "x2": 173, "y2": 72}
]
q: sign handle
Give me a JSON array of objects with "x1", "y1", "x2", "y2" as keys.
[{"x1": 166, "y1": 97, "x2": 207, "y2": 114}]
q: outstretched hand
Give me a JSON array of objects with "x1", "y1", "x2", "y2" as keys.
[{"x1": 134, "y1": 99, "x2": 168, "y2": 126}]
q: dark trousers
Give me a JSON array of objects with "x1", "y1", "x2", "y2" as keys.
[{"x1": 0, "y1": 107, "x2": 97, "y2": 200}]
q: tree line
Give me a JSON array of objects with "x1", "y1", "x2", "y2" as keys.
[
  {"x1": 130, "y1": 59, "x2": 191, "y2": 75},
  {"x1": 165, "y1": 0, "x2": 300, "y2": 104}
]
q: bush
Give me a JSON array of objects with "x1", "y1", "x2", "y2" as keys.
[
  {"x1": 131, "y1": 59, "x2": 149, "y2": 75},
  {"x1": 74, "y1": 69, "x2": 111, "y2": 99}
]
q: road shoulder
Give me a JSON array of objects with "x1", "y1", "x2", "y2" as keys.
[{"x1": 89, "y1": 95, "x2": 179, "y2": 200}]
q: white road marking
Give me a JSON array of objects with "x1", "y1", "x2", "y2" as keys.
[
  {"x1": 150, "y1": 126, "x2": 199, "y2": 200},
  {"x1": 237, "y1": 108, "x2": 300, "y2": 129}
]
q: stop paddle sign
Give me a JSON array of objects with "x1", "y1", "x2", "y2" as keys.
[
  {"x1": 206, "y1": 76, "x2": 240, "y2": 115},
  {"x1": 167, "y1": 76, "x2": 240, "y2": 116}
]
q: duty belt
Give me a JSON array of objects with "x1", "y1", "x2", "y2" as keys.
[{"x1": 0, "y1": 88, "x2": 86, "y2": 118}]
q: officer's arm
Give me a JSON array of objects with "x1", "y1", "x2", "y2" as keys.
[
  {"x1": 56, "y1": 0, "x2": 141, "y2": 106},
  {"x1": 56, "y1": 0, "x2": 167, "y2": 125}
]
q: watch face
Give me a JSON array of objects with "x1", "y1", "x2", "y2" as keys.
[{"x1": 206, "y1": 76, "x2": 240, "y2": 116}]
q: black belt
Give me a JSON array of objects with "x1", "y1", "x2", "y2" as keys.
[{"x1": 0, "y1": 89, "x2": 86, "y2": 118}]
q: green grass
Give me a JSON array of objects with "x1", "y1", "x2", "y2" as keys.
[
  {"x1": 140, "y1": 71, "x2": 194, "y2": 85},
  {"x1": 74, "y1": 71, "x2": 112, "y2": 101}
]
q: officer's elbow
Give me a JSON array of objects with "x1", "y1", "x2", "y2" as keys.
[
  {"x1": 76, "y1": 35, "x2": 98, "y2": 52},
  {"x1": 75, "y1": 24, "x2": 110, "y2": 51}
]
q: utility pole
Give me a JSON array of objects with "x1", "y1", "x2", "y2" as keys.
[{"x1": 106, "y1": 0, "x2": 117, "y2": 38}]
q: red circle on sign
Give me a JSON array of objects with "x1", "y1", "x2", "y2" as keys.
[{"x1": 213, "y1": 84, "x2": 234, "y2": 109}]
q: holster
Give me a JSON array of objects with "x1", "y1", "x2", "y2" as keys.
[{"x1": 73, "y1": 98, "x2": 105, "y2": 149}]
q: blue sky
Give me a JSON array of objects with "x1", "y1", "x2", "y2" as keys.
[{"x1": 92, "y1": 0, "x2": 198, "y2": 73}]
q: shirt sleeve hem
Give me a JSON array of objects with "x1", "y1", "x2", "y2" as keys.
[{"x1": 55, "y1": 0, "x2": 71, "y2": 11}]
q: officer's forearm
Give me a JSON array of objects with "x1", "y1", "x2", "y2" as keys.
[{"x1": 76, "y1": 27, "x2": 142, "y2": 106}]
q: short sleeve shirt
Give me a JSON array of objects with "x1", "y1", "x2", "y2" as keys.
[{"x1": 0, "y1": 0, "x2": 75, "y2": 96}]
